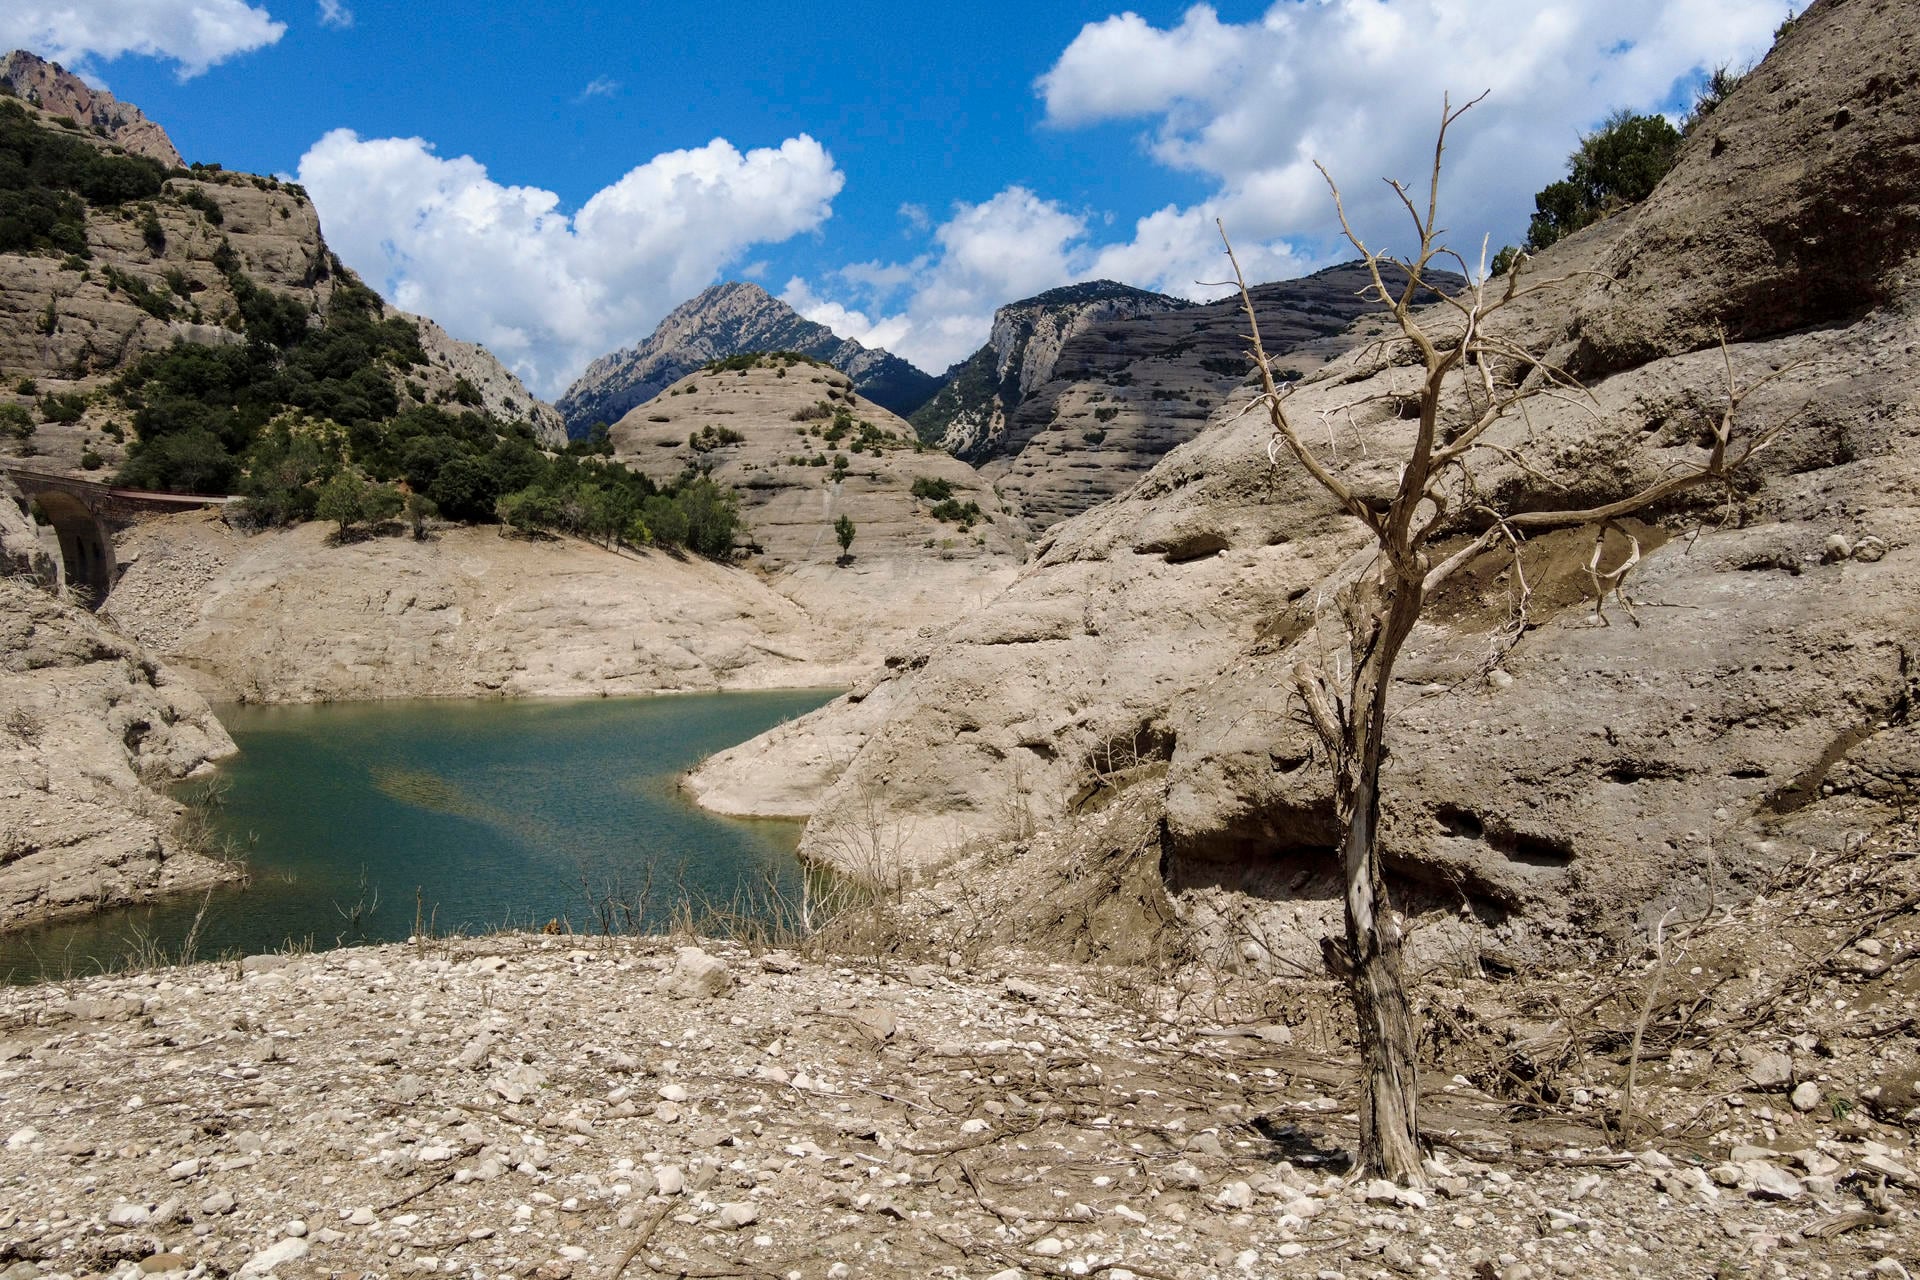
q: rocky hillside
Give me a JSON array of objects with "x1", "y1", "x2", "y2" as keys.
[
  {"x1": 0, "y1": 49, "x2": 181, "y2": 165},
  {"x1": 609, "y1": 353, "x2": 1023, "y2": 571},
  {"x1": 0, "y1": 68, "x2": 563, "y2": 481},
  {"x1": 692, "y1": 0, "x2": 1920, "y2": 969},
  {"x1": 975, "y1": 263, "x2": 1451, "y2": 529},
  {"x1": 100, "y1": 509, "x2": 912, "y2": 704},
  {"x1": 0, "y1": 477, "x2": 239, "y2": 930},
  {"x1": 557, "y1": 283, "x2": 940, "y2": 437},
  {"x1": 0, "y1": 913, "x2": 1915, "y2": 1280},
  {"x1": 908, "y1": 280, "x2": 1188, "y2": 458}
]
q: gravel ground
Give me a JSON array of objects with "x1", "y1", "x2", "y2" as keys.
[{"x1": 0, "y1": 920, "x2": 1911, "y2": 1280}]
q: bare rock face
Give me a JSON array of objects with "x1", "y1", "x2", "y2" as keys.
[
  {"x1": 101, "y1": 512, "x2": 913, "y2": 704},
  {"x1": 0, "y1": 49, "x2": 183, "y2": 165},
  {"x1": 974, "y1": 264, "x2": 1445, "y2": 530},
  {"x1": 557, "y1": 282, "x2": 939, "y2": 438},
  {"x1": 909, "y1": 281, "x2": 1189, "y2": 460},
  {"x1": 0, "y1": 475, "x2": 57, "y2": 584},
  {"x1": 609, "y1": 356, "x2": 1024, "y2": 571},
  {"x1": 608, "y1": 357, "x2": 1028, "y2": 673},
  {"x1": 408, "y1": 313, "x2": 566, "y2": 449},
  {"x1": 697, "y1": 0, "x2": 1920, "y2": 960},
  {"x1": 0, "y1": 480, "x2": 238, "y2": 930},
  {"x1": 1565, "y1": 0, "x2": 1920, "y2": 376}
]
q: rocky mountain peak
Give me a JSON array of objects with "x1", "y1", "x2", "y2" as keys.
[
  {"x1": 557, "y1": 283, "x2": 939, "y2": 438},
  {"x1": 909, "y1": 281, "x2": 1189, "y2": 458},
  {"x1": 0, "y1": 49, "x2": 182, "y2": 166}
]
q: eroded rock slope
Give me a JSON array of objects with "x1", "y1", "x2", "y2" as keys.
[
  {"x1": 0, "y1": 479, "x2": 238, "y2": 930},
  {"x1": 102, "y1": 511, "x2": 899, "y2": 704},
  {"x1": 695, "y1": 0, "x2": 1920, "y2": 957},
  {"x1": 977, "y1": 263, "x2": 1452, "y2": 529},
  {"x1": 908, "y1": 280, "x2": 1188, "y2": 459}
]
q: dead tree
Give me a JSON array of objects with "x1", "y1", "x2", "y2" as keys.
[{"x1": 1220, "y1": 94, "x2": 1786, "y2": 1183}]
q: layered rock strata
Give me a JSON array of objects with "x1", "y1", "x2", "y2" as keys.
[{"x1": 693, "y1": 0, "x2": 1920, "y2": 957}]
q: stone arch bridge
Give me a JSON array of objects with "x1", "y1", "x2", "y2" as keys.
[{"x1": 2, "y1": 466, "x2": 229, "y2": 605}]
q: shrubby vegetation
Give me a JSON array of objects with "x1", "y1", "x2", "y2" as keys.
[
  {"x1": 689, "y1": 424, "x2": 746, "y2": 451},
  {"x1": 0, "y1": 99, "x2": 166, "y2": 256},
  {"x1": 704, "y1": 351, "x2": 823, "y2": 374},
  {"x1": 910, "y1": 475, "x2": 982, "y2": 528},
  {"x1": 114, "y1": 272, "x2": 420, "y2": 490},
  {"x1": 1523, "y1": 110, "x2": 1681, "y2": 253},
  {"x1": 111, "y1": 266, "x2": 743, "y2": 556},
  {"x1": 1491, "y1": 20, "x2": 1793, "y2": 277}
]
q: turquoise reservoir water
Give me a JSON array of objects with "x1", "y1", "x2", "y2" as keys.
[{"x1": 0, "y1": 689, "x2": 837, "y2": 982}]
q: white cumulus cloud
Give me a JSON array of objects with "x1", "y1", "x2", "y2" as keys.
[
  {"x1": 316, "y1": 0, "x2": 352, "y2": 30},
  {"x1": 298, "y1": 131, "x2": 845, "y2": 398},
  {"x1": 784, "y1": 187, "x2": 1104, "y2": 373},
  {"x1": 1037, "y1": 0, "x2": 1782, "y2": 278},
  {"x1": 796, "y1": 0, "x2": 1781, "y2": 371},
  {"x1": 0, "y1": 0, "x2": 286, "y2": 78},
  {"x1": 1037, "y1": 5, "x2": 1245, "y2": 127}
]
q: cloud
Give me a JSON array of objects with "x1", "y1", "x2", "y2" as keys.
[
  {"x1": 574, "y1": 75, "x2": 619, "y2": 103},
  {"x1": 316, "y1": 0, "x2": 351, "y2": 30},
  {"x1": 792, "y1": 0, "x2": 1781, "y2": 370},
  {"x1": 1037, "y1": 5, "x2": 1244, "y2": 127},
  {"x1": 785, "y1": 187, "x2": 1103, "y2": 372},
  {"x1": 1036, "y1": 0, "x2": 1781, "y2": 275},
  {"x1": 0, "y1": 0, "x2": 285, "y2": 77},
  {"x1": 299, "y1": 131, "x2": 845, "y2": 398}
]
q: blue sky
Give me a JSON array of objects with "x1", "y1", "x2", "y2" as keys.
[{"x1": 5, "y1": 1, "x2": 1785, "y2": 396}]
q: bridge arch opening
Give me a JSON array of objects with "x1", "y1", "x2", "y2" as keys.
[{"x1": 29, "y1": 488, "x2": 116, "y2": 607}]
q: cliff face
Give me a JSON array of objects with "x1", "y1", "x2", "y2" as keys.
[
  {"x1": 692, "y1": 0, "x2": 1920, "y2": 965},
  {"x1": 973, "y1": 264, "x2": 1444, "y2": 529},
  {"x1": 0, "y1": 49, "x2": 182, "y2": 166},
  {"x1": 0, "y1": 478, "x2": 239, "y2": 931},
  {"x1": 557, "y1": 283, "x2": 940, "y2": 438},
  {"x1": 908, "y1": 281, "x2": 1188, "y2": 460}
]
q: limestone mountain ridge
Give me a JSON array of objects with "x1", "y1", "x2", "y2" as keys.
[
  {"x1": 968, "y1": 262, "x2": 1457, "y2": 529},
  {"x1": 556, "y1": 282, "x2": 941, "y2": 438},
  {"x1": 690, "y1": 0, "x2": 1920, "y2": 972},
  {"x1": 0, "y1": 49, "x2": 182, "y2": 166},
  {"x1": 907, "y1": 279, "x2": 1189, "y2": 460}
]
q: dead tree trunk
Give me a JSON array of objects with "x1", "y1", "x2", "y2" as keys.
[
  {"x1": 1336, "y1": 565, "x2": 1426, "y2": 1178},
  {"x1": 1221, "y1": 93, "x2": 1789, "y2": 1183}
]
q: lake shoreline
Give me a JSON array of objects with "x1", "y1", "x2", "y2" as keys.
[{"x1": 0, "y1": 689, "x2": 840, "y2": 982}]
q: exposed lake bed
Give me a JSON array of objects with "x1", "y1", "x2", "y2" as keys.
[{"x1": 0, "y1": 689, "x2": 837, "y2": 981}]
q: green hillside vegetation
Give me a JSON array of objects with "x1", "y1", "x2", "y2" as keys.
[
  {"x1": 703, "y1": 350, "x2": 825, "y2": 374},
  {"x1": 0, "y1": 98, "x2": 166, "y2": 256},
  {"x1": 101, "y1": 228, "x2": 738, "y2": 555}
]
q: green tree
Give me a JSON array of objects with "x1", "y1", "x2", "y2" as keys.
[
  {"x1": 315, "y1": 469, "x2": 399, "y2": 537},
  {"x1": 1524, "y1": 110, "x2": 1681, "y2": 252},
  {"x1": 237, "y1": 424, "x2": 338, "y2": 527},
  {"x1": 404, "y1": 491, "x2": 438, "y2": 541},
  {"x1": 495, "y1": 485, "x2": 563, "y2": 535},
  {"x1": 639, "y1": 493, "x2": 689, "y2": 548},
  {"x1": 119, "y1": 427, "x2": 238, "y2": 494},
  {"x1": 677, "y1": 474, "x2": 740, "y2": 558},
  {"x1": 833, "y1": 513, "x2": 856, "y2": 559}
]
